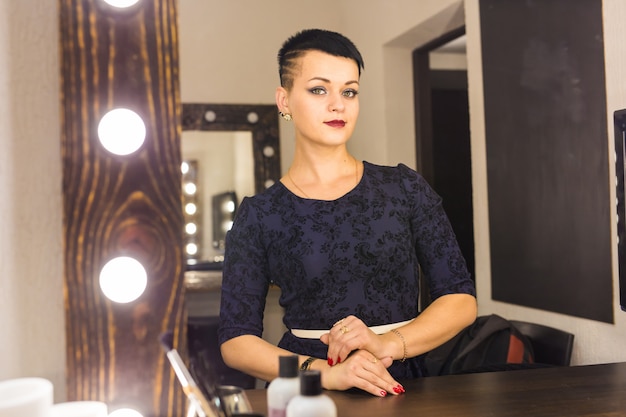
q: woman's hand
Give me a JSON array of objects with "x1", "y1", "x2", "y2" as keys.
[
  {"x1": 320, "y1": 315, "x2": 386, "y2": 366},
  {"x1": 319, "y1": 349, "x2": 404, "y2": 397}
]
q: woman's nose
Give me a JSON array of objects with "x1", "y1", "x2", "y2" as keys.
[{"x1": 328, "y1": 93, "x2": 345, "y2": 112}]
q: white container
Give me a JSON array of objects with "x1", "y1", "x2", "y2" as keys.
[
  {"x1": 286, "y1": 371, "x2": 336, "y2": 417},
  {"x1": 267, "y1": 355, "x2": 300, "y2": 417},
  {"x1": 0, "y1": 377, "x2": 53, "y2": 417},
  {"x1": 51, "y1": 401, "x2": 108, "y2": 417}
]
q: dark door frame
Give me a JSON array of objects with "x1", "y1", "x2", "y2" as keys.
[
  {"x1": 412, "y1": 26, "x2": 466, "y2": 186},
  {"x1": 412, "y1": 27, "x2": 469, "y2": 310}
]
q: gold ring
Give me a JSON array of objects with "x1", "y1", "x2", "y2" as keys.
[
  {"x1": 372, "y1": 357, "x2": 378, "y2": 363},
  {"x1": 341, "y1": 325, "x2": 349, "y2": 334}
]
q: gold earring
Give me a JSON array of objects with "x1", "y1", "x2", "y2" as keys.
[{"x1": 280, "y1": 112, "x2": 292, "y2": 122}]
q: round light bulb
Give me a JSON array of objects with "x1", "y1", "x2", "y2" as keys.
[
  {"x1": 97, "y1": 108, "x2": 146, "y2": 155},
  {"x1": 102, "y1": 0, "x2": 140, "y2": 8},
  {"x1": 185, "y1": 223, "x2": 197, "y2": 235},
  {"x1": 108, "y1": 409, "x2": 144, "y2": 417},
  {"x1": 184, "y1": 182, "x2": 197, "y2": 195},
  {"x1": 185, "y1": 203, "x2": 197, "y2": 215},
  {"x1": 223, "y1": 221, "x2": 234, "y2": 232},
  {"x1": 224, "y1": 200, "x2": 235, "y2": 213},
  {"x1": 99, "y1": 257, "x2": 147, "y2": 303},
  {"x1": 186, "y1": 243, "x2": 198, "y2": 255}
]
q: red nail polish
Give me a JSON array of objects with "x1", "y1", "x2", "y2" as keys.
[
  {"x1": 336, "y1": 357, "x2": 341, "y2": 364},
  {"x1": 393, "y1": 386, "x2": 402, "y2": 394},
  {"x1": 380, "y1": 390, "x2": 387, "y2": 397},
  {"x1": 396, "y1": 384, "x2": 405, "y2": 393},
  {"x1": 327, "y1": 358, "x2": 333, "y2": 366}
]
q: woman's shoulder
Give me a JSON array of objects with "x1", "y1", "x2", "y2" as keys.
[
  {"x1": 363, "y1": 161, "x2": 425, "y2": 184},
  {"x1": 362, "y1": 161, "x2": 438, "y2": 206},
  {"x1": 241, "y1": 180, "x2": 288, "y2": 206},
  {"x1": 234, "y1": 181, "x2": 294, "y2": 223}
]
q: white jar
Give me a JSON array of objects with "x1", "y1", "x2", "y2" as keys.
[
  {"x1": 267, "y1": 355, "x2": 300, "y2": 417},
  {"x1": 286, "y1": 371, "x2": 336, "y2": 417}
]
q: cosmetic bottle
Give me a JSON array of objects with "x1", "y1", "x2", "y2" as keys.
[
  {"x1": 267, "y1": 355, "x2": 300, "y2": 417},
  {"x1": 286, "y1": 370, "x2": 336, "y2": 417}
]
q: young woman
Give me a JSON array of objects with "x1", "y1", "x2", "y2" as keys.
[{"x1": 218, "y1": 28, "x2": 476, "y2": 397}]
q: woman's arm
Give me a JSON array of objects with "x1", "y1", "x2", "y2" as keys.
[
  {"x1": 221, "y1": 334, "x2": 404, "y2": 397},
  {"x1": 220, "y1": 334, "x2": 296, "y2": 382},
  {"x1": 378, "y1": 293, "x2": 477, "y2": 360},
  {"x1": 322, "y1": 293, "x2": 477, "y2": 365}
]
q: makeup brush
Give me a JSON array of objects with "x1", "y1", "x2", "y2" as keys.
[
  {"x1": 188, "y1": 342, "x2": 221, "y2": 403},
  {"x1": 159, "y1": 331, "x2": 225, "y2": 417}
]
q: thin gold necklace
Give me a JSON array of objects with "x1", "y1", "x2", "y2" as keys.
[
  {"x1": 287, "y1": 169, "x2": 310, "y2": 198},
  {"x1": 288, "y1": 158, "x2": 359, "y2": 199}
]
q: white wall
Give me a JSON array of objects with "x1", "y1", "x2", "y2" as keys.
[{"x1": 0, "y1": 0, "x2": 65, "y2": 401}]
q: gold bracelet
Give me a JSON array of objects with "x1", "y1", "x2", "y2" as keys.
[
  {"x1": 390, "y1": 329, "x2": 407, "y2": 362},
  {"x1": 300, "y1": 356, "x2": 317, "y2": 371}
]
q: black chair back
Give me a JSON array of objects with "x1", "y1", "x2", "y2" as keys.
[{"x1": 510, "y1": 320, "x2": 574, "y2": 366}]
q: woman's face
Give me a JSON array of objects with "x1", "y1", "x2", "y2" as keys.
[{"x1": 278, "y1": 50, "x2": 360, "y2": 149}]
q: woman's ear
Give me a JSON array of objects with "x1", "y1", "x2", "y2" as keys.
[{"x1": 275, "y1": 86, "x2": 289, "y2": 114}]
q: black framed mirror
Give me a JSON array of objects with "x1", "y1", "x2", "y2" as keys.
[
  {"x1": 181, "y1": 103, "x2": 281, "y2": 268},
  {"x1": 182, "y1": 103, "x2": 281, "y2": 192}
]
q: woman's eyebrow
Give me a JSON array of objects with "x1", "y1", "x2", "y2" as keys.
[{"x1": 307, "y1": 76, "x2": 360, "y2": 86}]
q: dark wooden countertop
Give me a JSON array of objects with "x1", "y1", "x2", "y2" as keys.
[{"x1": 245, "y1": 362, "x2": 626, "y2": 417}]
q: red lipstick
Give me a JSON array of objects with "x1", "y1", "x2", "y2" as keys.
[{"x1": 325, "y1": 120, "x2": 346, "y2": 128}]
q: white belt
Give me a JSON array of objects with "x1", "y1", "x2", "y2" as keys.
[{"x1": 291, "y1": 319, "x2": 414, "y2": 339}]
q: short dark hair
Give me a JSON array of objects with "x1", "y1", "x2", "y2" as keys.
[{"x1": 277, "y1": 28, "x2": 365, "y2": 90}]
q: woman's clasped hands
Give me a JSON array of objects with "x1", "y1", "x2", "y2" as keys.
[{"x1": 319, "y1": 315, "x2": 406, "y2": 397}]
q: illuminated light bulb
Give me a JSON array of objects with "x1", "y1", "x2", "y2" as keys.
[
  {"x1": 185, "y1": 223, "x2": 197, "y2": 235},
  {"x1": 102, "y1": 0, "x2": 140, "y2": 8},
  {"x1": 108, "y1": 408, "x2": 144, "y2": 417},
  {"x1": 185, "y1": 203, "x2": 197, "y2": 215},
  {"x1": 186, "y1": 243, "x2": 198, "y2": 255},
  {"x1": 184, "y1": 182, "x2": 197, "y2": 195},
  {"x1": 223, "y1": 221, "x2": 234, "y2": 232},
  {"x1": 97, "y1": 108, "x2": 146, "y2": 156},
  {"x1": 181, "y1": 161, "x2": 189, "y2": 175},
  {"x1": 99, "y1": 257, "x2": 147, "y2": 303},
  {"x1": 224, "y1": 200, "x2": 235, "y2": 213}
]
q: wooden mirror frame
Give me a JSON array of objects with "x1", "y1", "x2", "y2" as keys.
[
  {"x1": 60, "y1": 0, "x2": 186, "y2": 414},
  {"x1": 181, "y1": 103, "x2": 281, "y2": 194}
]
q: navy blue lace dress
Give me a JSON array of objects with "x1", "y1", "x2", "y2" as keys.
[{"x1": 218, "y1": 161, "x2": 475, "y2": 378}]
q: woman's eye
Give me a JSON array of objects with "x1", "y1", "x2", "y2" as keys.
[
  {"x1": 343, "y1": 89, "x2": 359, "y2": 98},
  {"x1": 310, "y1": 87, "x2": 326, "y2": 95}
]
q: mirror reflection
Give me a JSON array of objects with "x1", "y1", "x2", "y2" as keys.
[
  {"x1": 181, "y1": 103, "x2": 281, "y2": 268},
  {"x1": 182, "y1": 130, "x2": 254, "y2": 262}
]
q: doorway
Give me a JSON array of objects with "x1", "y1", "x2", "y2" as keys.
[{"x1": 412, "y1": 29, "x2": 475, "y2": 284}]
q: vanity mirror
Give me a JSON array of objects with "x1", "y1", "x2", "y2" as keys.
[{"x1": 181, "y1": 103, "x2": 281, "y2": 266}]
